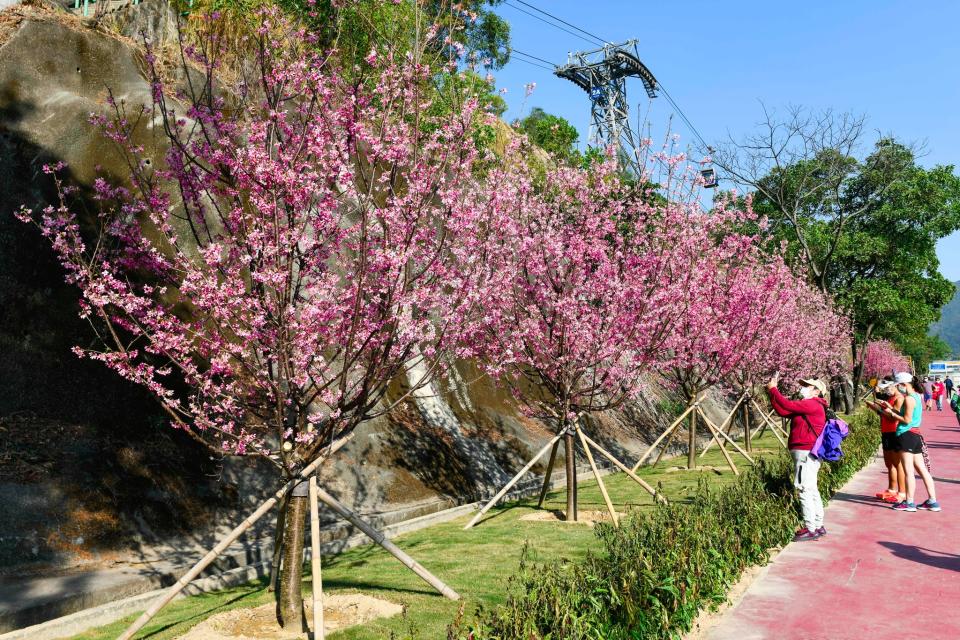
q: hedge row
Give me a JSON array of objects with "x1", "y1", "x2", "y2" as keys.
[{"x1": 451, "y1": 410, "x2": 880, "y2": 640}]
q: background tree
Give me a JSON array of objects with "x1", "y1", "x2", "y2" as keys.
[
  {"x1": 862, "y1": 340, "x2": 911, "y2": 381},
  {"x1": 516, "y1": 107, "x2": 580, "y2": 165},
  {"x1": 714, "y1": 106, "x2": 960, "y2": 394}
]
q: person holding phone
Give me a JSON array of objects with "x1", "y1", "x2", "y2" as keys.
[
  {"x1": 865, "y1": 379, "x2": 906, "y2": 503},
  {"x1": 879, "y1": 373, "x2": 940, "y2": 512},
  {"x1": 767, "y1": 373, "x2": 829, "y2": 541}
]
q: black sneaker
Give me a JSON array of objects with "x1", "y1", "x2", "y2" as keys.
[{"x1": 815, "y1": 526, "x2": 827, "y2": 537}]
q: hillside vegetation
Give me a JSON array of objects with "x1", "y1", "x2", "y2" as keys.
[{"x1": 930, "y1": 280, "x2": 960, "y2": 357}]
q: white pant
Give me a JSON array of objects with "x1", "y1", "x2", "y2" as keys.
[{"x1": 791, "y1": 450, "x2": 823, "y2": 530}]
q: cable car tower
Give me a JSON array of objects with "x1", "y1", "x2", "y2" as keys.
[{"x1": 555, "y1": 40, "x2": 657, "y2": 166}]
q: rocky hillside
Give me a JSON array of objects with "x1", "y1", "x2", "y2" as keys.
[{"x1": 0, "y1": 0, "x2": 742, "y2": 575}]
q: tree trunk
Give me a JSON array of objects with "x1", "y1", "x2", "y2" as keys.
[
  {"x1": 268, "y1": 492, "x2": 290, "y2": 593},
  {"x1": 277, "y1": 491, "x2": 309, "y2": 631},
  {"x1": 687, "y1": 408, "x2": 697, "y2": 469},
  {"x1": 564, "y1": 431, "x2": 577, "y2": 522},
  {"x1": 743, "y1": 403, "x2": 751, "y2": 453},
  {"x1": 850, "y1": 325, "x2": 874, "y2": 407}
]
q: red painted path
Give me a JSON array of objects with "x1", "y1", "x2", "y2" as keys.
[{"x1": 708, "y1": 406, "x2": 960, "y2": 640}]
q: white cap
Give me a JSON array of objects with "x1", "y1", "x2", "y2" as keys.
[
  {"x1": 876, "y1": 380, "x2": 896, "y2": 391},
  {"x1": 894, "y1": 372, "x2": 913, "y2": 384},
  {"x1": 798, "y1": 378, "x2": 828, "y2": 398}
]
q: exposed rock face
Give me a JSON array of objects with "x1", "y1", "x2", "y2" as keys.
[{"x1": 0, "y1": 2, "x2": 745, "y2": 573}]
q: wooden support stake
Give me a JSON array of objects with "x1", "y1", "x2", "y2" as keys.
[
  {"x1": 704, "y1": 422, "x2": 740, "y2": 476},
  {"x1": 465, "y1": 432, "x2": 565, "y2": 529},
  {"x1": 117, "y1": 435, "x2": 353, "y2": 640},
  {"x1": 631, "y1": 403, "x2": 696, "y2": 472},
  {"x1": 749, "y1": 396, "x2": 787, "y2": 446},
  {"x1": 576, "y1": 428, "x2": 618, "y2": 526},
  {"x1": 701, "y1": 392, "x2": 748, "y2": 456},
  {"x1": 579, "y1": 432, "x2": 666, "y2": 504},
  {"x1": 312, "y1": 484, "x2": 460, "y2": 600},
  {"x1": 744, "y1": 400, "x2": 752, "y2": 452},
  {"x1": 309, "y1": 476, "x2": 324, "y2": 640},
  {"x1": 699, "y1": 408, "x2": 738, "y2": 475},
  {"x1": 653, "y1": 423, "x2": 681, "y2": 467},
  {"x1": 536, "y1": 439, "x2": 560, "y2": 508},
  {"x1": 698, "y1": 409, "x2": 755, "y2": 464}
]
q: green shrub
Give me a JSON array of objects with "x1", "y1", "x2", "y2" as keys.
[{"x1": 452, "y1": 409, "x2": 880, "y2": 639}]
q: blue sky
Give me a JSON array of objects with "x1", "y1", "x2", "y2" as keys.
[{"x1": 488, "y1": 1, "x2": 960, "y2": 281}]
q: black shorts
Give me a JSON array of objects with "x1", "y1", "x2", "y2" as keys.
[
  {"x1": 881, "y1": 432, "x2": 901, "y2": 452},
  {"x1": 896, "y1": 431, "x2": 923, "y2": 454}
]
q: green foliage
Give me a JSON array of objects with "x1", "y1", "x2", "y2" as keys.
[
  {"x1": 456, "y1": 411, "x2": 880, "y2": 639},
  {"x1": 517, "y1": 107, "x2": 580, "y2": 165},
  {"x1": 752, "y1": 139, "x2": 960, "y2": 374},
  {"x1": 289, "y1": 0, "x2": 510, "y2": 71},
  {"x1": 901, "y1": 332, "x2": 952, "y2": 372},
  {"x1": 432, "y1": 0, "x2": 511, "y2": 69}
]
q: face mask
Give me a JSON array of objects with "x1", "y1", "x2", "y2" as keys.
[
  {"x1": 799, "y1": 386, "x2": 816, "y2": 400},
  {"x1": 897, "y1": 385, "x2": 908, "y2": 394}
]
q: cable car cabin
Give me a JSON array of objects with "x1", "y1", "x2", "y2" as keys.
[{"x1": 700, "y1": 168, "x2": 718, "y2": 188}]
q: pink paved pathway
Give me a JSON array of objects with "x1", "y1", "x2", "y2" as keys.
[{"x1": 708, "y1": 405, "x2": 960, "y2": 640}]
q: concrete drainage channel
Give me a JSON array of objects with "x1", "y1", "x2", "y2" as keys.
[{"x1": 0, "y1": 462, "x2": 614, "y2": 640}]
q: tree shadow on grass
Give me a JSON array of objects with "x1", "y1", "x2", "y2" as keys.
[{"x1": 876, "y1": 541, "x2": 960, "y2": 573}]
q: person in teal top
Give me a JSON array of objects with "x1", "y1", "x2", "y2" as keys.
[
  {"x1": 881, "y1": 373, "x2": 940, "y2": 512},
  {"x1": 895, "y1": 387, "x2": 923, "y2": 436}
]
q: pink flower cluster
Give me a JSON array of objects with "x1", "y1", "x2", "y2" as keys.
[{"x1": 862, "y1": 340, "x2": 910, "y2": 381}]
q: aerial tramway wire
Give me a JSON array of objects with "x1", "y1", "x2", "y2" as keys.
[{"x1": 503, "y1": 1, "x2": 601, "y2": 48}]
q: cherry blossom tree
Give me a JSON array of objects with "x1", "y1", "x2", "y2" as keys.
[
  {"x1": 18, "y1": 12, "x2": 499, "y2": 630},
  {"x1": 863, "y1": 339, "x2": 911, "y2": 381},
  {"x1": 465, "y1": 145, "x2": 714, "y2": 525}
]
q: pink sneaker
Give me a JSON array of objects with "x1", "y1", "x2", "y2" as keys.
[{"x1": 793, "y1": 527, "x2": 820, "y2": 541}]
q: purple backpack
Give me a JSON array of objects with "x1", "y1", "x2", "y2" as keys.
[{"x1": 810, "y1": 412, "x2": 849, "y2": 461}]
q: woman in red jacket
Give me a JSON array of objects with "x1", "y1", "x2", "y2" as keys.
[{"x1": 767, "y1": 373, "x2": 829, "y2": 541}]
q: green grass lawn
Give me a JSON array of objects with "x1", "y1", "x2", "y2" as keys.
[{"x1": 70, "y1": 433, "x2": 785, "y2": 640}]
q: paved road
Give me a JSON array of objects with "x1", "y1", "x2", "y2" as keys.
[{"x1": 708, "y1": 405, "x2": 960, "y2": 640}]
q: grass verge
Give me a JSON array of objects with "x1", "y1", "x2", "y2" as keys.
[{"x1": 68, "y1": 414, "x2": 875, "y2": 640}]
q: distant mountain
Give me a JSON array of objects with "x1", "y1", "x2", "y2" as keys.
[{"x1": 930, "y1": 280, "x2": 960, "y2": 357}]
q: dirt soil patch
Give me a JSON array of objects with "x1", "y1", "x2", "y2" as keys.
[
  {"x1": 177, "y1": 594, "x2": 403, "y2": 640},
  {"x1": 519, "y1": 509, "x2": 625, "y2": 526}
]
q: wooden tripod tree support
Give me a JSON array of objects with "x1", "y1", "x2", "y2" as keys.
[
  {"x1": 631, "y1": 397, "x2": 754, "y2": 477},
  {"x1": 117, "y1": 434, "x2": 459, "y2": 640},
  {"x1": 464, "y1": 422, "x2": 664, "y2": 530},
  {"x1": 747, "y1": 395, "x2": 788, "y2": 447},
  {"x1": 699, "y1": 391, "x2": 750, "y2": 457},
  {"x1": 630, "y1": 403, "x2": 697, "y2": 472}
]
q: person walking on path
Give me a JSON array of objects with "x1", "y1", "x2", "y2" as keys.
[
  {"x1": 933, "y1": 377, "x2": 946, "y2": 411},
  {"x1": 922, "y1": 377, "x2": 934, "y2": 411},
  {"x1": 946, "y1": 375, "x2": 954, "y2": 397},
  {"x1": 866, "y1": 379, "x2": 906, "y2": 503},
  {"x1": 879, "y1": 373, "x2": 941, "y2": 512},
  {"x1": 767, "y1": 373, "x2": 829, "y2": 541}
]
